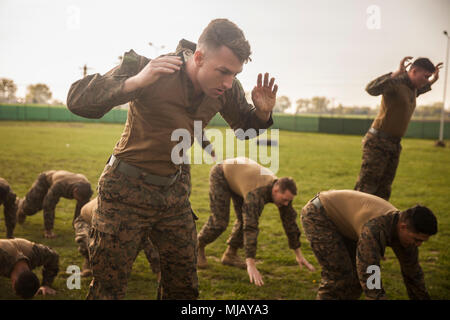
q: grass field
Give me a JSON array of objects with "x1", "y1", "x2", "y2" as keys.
[{"x1": 0, "y1": 120, "x2": 449, "y2": 300}]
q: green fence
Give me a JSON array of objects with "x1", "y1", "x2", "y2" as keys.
[
  {"x1": 1, "y1": 104, "x2": 449, "y2": 139},
  {"x1": 0, "y1": 104, "x2": 128, "y2": 123}
]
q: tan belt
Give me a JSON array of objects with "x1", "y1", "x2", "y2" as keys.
[{"x1": 108, "y1": 155, "x2": 181, "y2": 187}]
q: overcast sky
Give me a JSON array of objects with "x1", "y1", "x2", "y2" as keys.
[{"x1": 1, "y1": 0, "x2": 449, "y2": 110}]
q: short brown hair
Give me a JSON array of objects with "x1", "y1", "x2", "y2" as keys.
[
  {"x1": 411, "y1": 58, "x2": 435, "y2": 73},
  {"x1": 15, "y1": 270, "x2": 40, "y2": 299},
  {"x1": 198, "y1": 19, "x2": 252, "y2": 63},
  {"x1": 399, "y1": 205, "x2": 438, "y2": 235},
  {"x1": 276, "y1": 177, "x2": 297, "y2": 195}
]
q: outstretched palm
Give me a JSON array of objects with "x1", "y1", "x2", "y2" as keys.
[
  {"x1": 251, "y1": 73, "x2": 278, "y2": 113},
  {"x1": 428, "y1": 62, "x2": 443, "y2": 85}
]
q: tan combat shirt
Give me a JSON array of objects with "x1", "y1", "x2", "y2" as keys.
[
  {"x1": 367, "y1": 72, "x2": 431, "y2": 138},
  {"x1": 67, "y1": 39, "x2": 273, "y2": 176},
  {"x1": 80, "y1": 197, "x2": 97, "y2": 224}
]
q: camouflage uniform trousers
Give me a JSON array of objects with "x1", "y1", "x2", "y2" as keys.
[
  {"x1": 87, "y1": 160, "x2": 197, "y2": 300},
  {"x1": 197, "y1": 163, "x2": 245, "y2": 250},
  {"x1": 0, "y1": 185, "x2": 17, "y2": 239},
  {"x1": 20, "y1": 173, "x2": 50, "y2": 217},
  {"x1": 301, "y1": 199, "x2": 362, "y2": 300},
  {"x1": 73, "y1": 214, "x2": 161, "y2": 274},
  {"x1": 354, "y1": 132, "x2": 402, "y2": 201}
]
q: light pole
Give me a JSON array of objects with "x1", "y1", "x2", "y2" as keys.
[
  {"x1": 436, "y1": 30, "x2": 449, "y2": 147},
  {"x1": 148, "y1": 42, "x2": 165, "y2": 57}
]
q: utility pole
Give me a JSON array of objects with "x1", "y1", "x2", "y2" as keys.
[
  {"x1": 80, "y1": 64, "x2": 92, "y2": 77},
  {"x1": 436, "y1": 30, "x2": 449, "y2": 147}
]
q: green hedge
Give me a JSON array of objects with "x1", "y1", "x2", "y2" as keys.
[{"x1": 1, "y1": 105, "x2": 448, "y2": 139}]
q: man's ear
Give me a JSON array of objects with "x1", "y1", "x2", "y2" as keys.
[
  {"x1": 399, "y1": 221, "x2": 409, "y2": 232},
  {"x1": 194, "y1": 50, "x2": 205, "y2": 67},
  {"x1": 272, "y1": 183, "x2": 279, "y2": 193}
]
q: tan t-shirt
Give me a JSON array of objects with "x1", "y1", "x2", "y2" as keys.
[
  {"x1": 222, "y1": 157, "x2": 275, "y2": 199},
  {"x1": 80, "y1": 197, "x2": 97, "y2": 224},
  {"x1": 0, "y1": 238, "x2": 33, "y2": 262},
  {"x1": 319, "y1": 190, "x2": 398, "y2": 241}
]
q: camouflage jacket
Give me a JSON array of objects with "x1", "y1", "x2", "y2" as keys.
[
  {"x1": 243, "y1": 182, "x2": 301, "y2": 259},
  {"x1": 0, "y1": 177, "x2": 17, "y2": 218},
  {"x1": 0, "y1": 238, "x2": 59, "y2": 286},
  {"x1": 356, "y1": 212, "x2": 430, "y2": 300}
]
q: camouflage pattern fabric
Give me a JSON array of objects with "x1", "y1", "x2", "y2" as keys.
[
  {"x1": 73, "y1": 215, "x2": 91, "y2": 260},
  {"x1": 198, "y1": 164, "x2": 301, "y2": 259},
  {"x1": 0, "y1": 178, "x2": 17, "y2": 238},
  {"x1": 0, "y1": 238, "x2": 59, "y2": 286},
  {"x1": 87, "y1": 160, "x2": 197, "y2": 300},
  {"x1": 302, "y1": 198, "x2": 430, "y2": 300},
  {"x1": 29, "y1": 242, "x2": 60, "y2": 286},
  {"x1": 73, "y1": 213, "x2": 161, "y2": 274},
  {"x1": 20, "y1": 173, "x2": 91, "y2": 231},
  {"x1": 197, "y1": 164, "x2": 236, "y2": 246},
  {"x1": 354, "y1": 132, "x2": 402, "y2": 201},
  {"x1": 20, "y1": 173, "x2": 49, "y2": 217},
  {"x1": 301, "y1": 201, "x2": 362, "y2": 300}
]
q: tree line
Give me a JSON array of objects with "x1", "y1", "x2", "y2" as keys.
[
  {"x1": 272, "y1": 95, "x2": 449, "y2": 119},
  {"x1": 0, "y1": 78, "x2": 63, "y2": 105},
  {"x1": 1, "y1": 77, "x2": 447, "y2": 119}
]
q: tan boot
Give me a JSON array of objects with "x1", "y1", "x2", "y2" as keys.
[
  {"x1": 16, "y1": 198, "x2": 26, "y2": 225},
  {"x1": 197, "y1": 244, "x2": 208, "y2": 269},
  {"x1": 80, "y1": 259, "x2": 92, "y2": 277},
  {"x1": 221, "y1": 246, "x2": 247, "y2": 269}
]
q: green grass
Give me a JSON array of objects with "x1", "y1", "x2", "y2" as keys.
[{"x1": 0, "y1": 121, "x2": 449, "y2": 300}]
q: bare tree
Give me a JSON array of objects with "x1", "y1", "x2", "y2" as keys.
[
  {"x1": 311, "y1": 96, "x2": 329, "y2": 114},
  {"x1": 25, "y1": 83, "x2": 52, "y2": 104},
  {"x1": 295, "y1": 98, "x2": 311, "y2": 114},
  {"x1": 0, "y1": 78, "x2": 18, "y2": 103},
  {"x1": 273, "y1": 95, "x2": 291, "y2": 113}
]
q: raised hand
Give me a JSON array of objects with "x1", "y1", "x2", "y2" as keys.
[
  {"x1": 428, "y1": 62, "x2": 443, "y2": 85},
  {"x1": 392, "y1": 56, "x2": 413, "y2": 78},
  {"x1": 251, "y1": 73, "x2": 278, "y2": 121},
  {"x1": 399, "y1": 56, "x2": 413, "y2": 72},
  {"x1": 124, "y1": 55, "x2": 183, "y2": 93}
]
